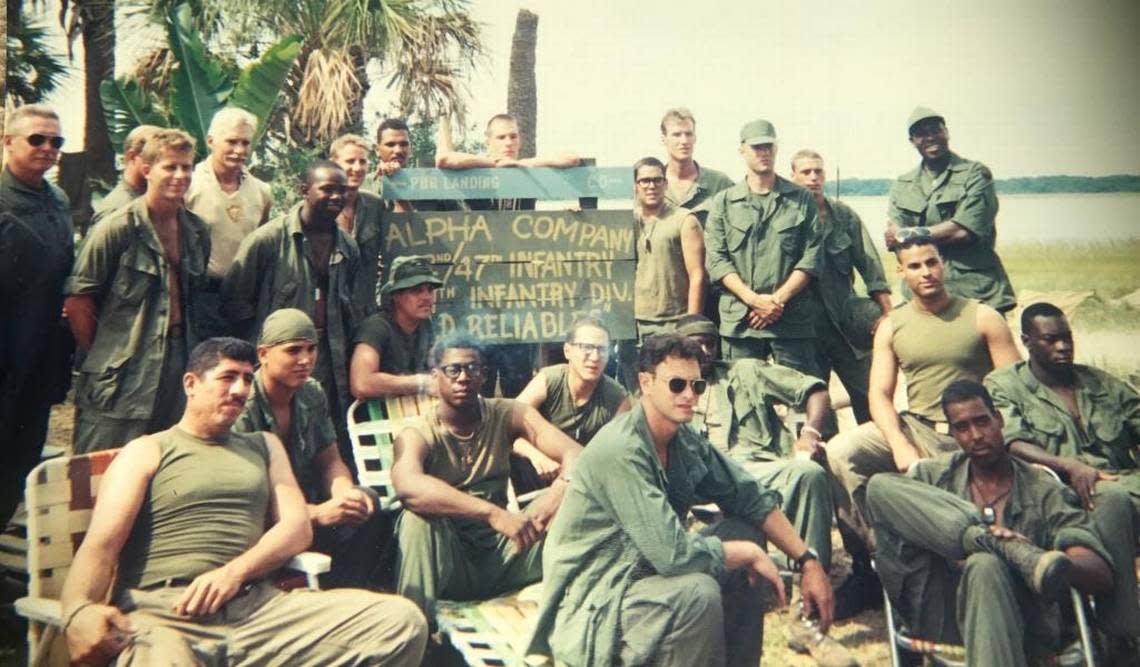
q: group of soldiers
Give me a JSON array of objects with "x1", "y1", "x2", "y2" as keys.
[{"x1": 1, "y1": 99, "x2": 1138, "y2": 666}]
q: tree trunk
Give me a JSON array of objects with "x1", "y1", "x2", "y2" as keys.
[
  {"x1": 80, "y1": 0, "x2": 115, "y2": 186},
  {"x1": 506, "y1": 9, "x2": 537, "y2": 159}
]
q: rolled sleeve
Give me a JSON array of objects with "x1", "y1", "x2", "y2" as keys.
[
  {"x1": 948, "y1": 164, "x2": 997, "y2": 244},
  {"x1": 703, "y1": 193, "x2": 738, "y2": 285},
  {"x1": 1042, "y1": 484, "x2": 1113, "y2": 566},
  {"x1": 695, "y1": 444, "x2": 782, "y2": 525}
]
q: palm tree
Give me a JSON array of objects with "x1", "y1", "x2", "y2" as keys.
[
  {"x1": 506, "y1": 9, "x2": 537, "y2": 159},
  {"x1": 5, "y1": 1, "x2": 71, "y2": 106},
  {"x1": 56, "y1": 0, "x2": 117, "y2": 184}
]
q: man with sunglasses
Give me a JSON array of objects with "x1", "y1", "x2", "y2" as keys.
[
  {"x1": 704, "y1": 119, "x2": 825, "y2": 381},
  {"x1": 389, "y1": 333, "x2": 582, "y2": 619},
  {"x1": 0, "y1": 104, "x2": 74, "y2": 529},
  {"x1": 826, "y1": 230, "x2": 1020, "y2": 618},
  {"x1": 511, "y1": 316, "x2": 631, "y2": 492},
  {"x1": 886, "y1": 108, "x2": 1016, "y2": 313},
  {"x1": 529, "y1": 333, "x2": 834, "y2": 667}
]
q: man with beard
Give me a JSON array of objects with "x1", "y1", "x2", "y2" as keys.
[
  {"x1": 223, "y1": 160, "x2": 361, "y2": 473},
  {"x1": 66, "y1": 129, "x2": 211, "y2": 453},
  {"x1": 389, "y1": 333, "x2": 581, "y2": 618},
  {"x1": 867, "y1": 380, "x2": 1134, "y2": 666},
  {"x1": 886, "y1": 108, "x2": 1016, "y2": 312},
  {"x1": 511, "y1": 316, "x2": 630, "y2": 492}
]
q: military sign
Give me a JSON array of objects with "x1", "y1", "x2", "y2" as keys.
[
  {"x1": 381, "y1": 167, "x2": 632, "y2": 201},
  {"x1": 383, "y1": 210, "x2": 636, "y2": 342}
]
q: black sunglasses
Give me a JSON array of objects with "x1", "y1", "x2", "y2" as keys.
[
  {"x1": 25, "y1": 134, "x2": 64, "y2": 149},
  {"x1": 438, "y1": 362, "x2": 484, "y2": 380},
  {"x1": 662, "y1": 376, "x2": 707, "y2": 395}
]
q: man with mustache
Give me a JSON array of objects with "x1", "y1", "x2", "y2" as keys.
[
  {"x1": 66, "y1": 129, "x2": 211, "y2": 453},
  {"x1": 390, "y1": 333, "x2": 581, "y2": 618},
  {"x1": 224, "y1": 160, "x2": 361, "y2": 474},
  {"x1": 60, "y1": 336, "x2": 427, "y2": 666},
  {"x1": 0, "y1": 104, "x2": 74, "y2": 527},
  {"x1": 886, "y1": 108, "x2": 1016, "y2": 313},
  {"x1": 236, "y1": 309, "x2": 387, "y2": 589}
]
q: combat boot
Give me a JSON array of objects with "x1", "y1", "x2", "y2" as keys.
[{"x1": 962, "y1": 525, "x2": 1071, "y2": 600}]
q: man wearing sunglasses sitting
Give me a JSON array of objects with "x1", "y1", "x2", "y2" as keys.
[
  {"x1": 389, "y1": 333, "x2": 582, "y2": 620},
  {"x1": 511, "y1": 316, "x2": 631, "y2": 493},
  {"x1": 529, "y1": 333, "x2": 834, "y2": 667}
]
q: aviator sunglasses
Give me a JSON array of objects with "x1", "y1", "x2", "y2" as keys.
[
  {"x1": 23, "y1": 134, "x2": 65, "y2": 149},
  {"x1": 660, "y1": 376, "x2": 707, "y2": 395}
]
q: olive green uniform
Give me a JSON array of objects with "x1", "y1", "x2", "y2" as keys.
[
  {"x1": 0, "y1": 166, "x2": 74, "y2": 525},
  {"x1": 828, "y1": 297, "x2": 992, "y2": 549},
  {"x1": 67, "y1": 198, "x2": 210, "y2": 453},
  {"x1": 235, "y1": 373, "x2": 389, "y2": 589},
  {"x1": 528, "y1": 404, "x2": 781, "y2": 667},
  {"x1": 353, "y1": 312, "x2": 433, "y2": 376},
  {"x1": 112, "y1": 426, "x2": 427, "y2": 666},
  {"x1": 704, "y1": 177, "x2": 824, "y2": 378},
  {"x1": 91, "y1": 180, "x2": 141, "y2": 227},
  {"x1": 867, "y1": 453, "x2": 1136, "y2": 667},
  {"x1": 887, "y1": 152, "x2": 1016, "y2": 312},
  {"x1": 222, "y1": 204, "x2": 361, "y2": 468},
  {"x1": 813, "y1": 197, "x2": 890, "y2": 423},
  {"x1": 345, "y1": 189, "x2": 385, "y2": 315},
  {"x1": 664, "y1": 161, "x2": 735, "y2": 225},
  {"x1": 692, "y1": 358, "x2": 834, "y2": 570},
  {"x1": 394, "y1": 398, "x2": 543, "y2": 618}
]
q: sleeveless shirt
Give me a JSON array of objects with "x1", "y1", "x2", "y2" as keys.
[
  {"x1": 410, "y1": 397, "x2": 517, "y2": 506},
  {"x1": 890, "y1": 296, "x2": 993, "y2": 421},
  {"x1": 539, "y1": 364, "x2": 627, "y2": 444},
  {"x1": 116, "y1": 427, "x2": 271, "y2": 592}
]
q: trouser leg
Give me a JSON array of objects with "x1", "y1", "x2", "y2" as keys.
[
  {"x1": 958, "y1": 553, "x2": 1029, "y2": 667},
  {"x1": 705, "y1": 517, "x2": 771, "y2": 667},
  {"x1": 394, "y1": 511, "x2": 470, "y2": 618},
  {"x1": 73, "y1": 411, "x2": 149, "y2": 454},
  {"x1": 314, "y1": 333, "x2": 354, "y2": 478},
  {"x1": 1089, "y1": 480, "x2": 1140, "y2": 638},
  {"x1": 146, "y1": 334, "x2": 187, "y2": 433},
  {"x1": 233, "y1": 584, "x2": 428, "y2": 667},
  {"x1": 0, "y1": 394, "x2": 51, "y2": 527},
  {"x1": 313, "y1": 509, "x2": 394, "y2": 590},
  {"x1": 829, "y1": 349, "x2": 872, "y2": 425},
  {"x1": 620, "y1": 572, "x2": 726, "y2": 667},
  {"x1": 746, "y1": 458, "x2": 834, "y2": 571},
  {"x1": 722, "y1": 336, "x2": 770, "y2": 362},
  {"x1": 115, "y1": 587, "x2": 229, "y2": 666}
]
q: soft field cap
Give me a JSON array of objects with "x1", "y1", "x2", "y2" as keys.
[
  {"x1": 740, "y1": 119, "x2": 778, "y2": 145},
  {"x1": 380, "y1": 255, "x2": 444, "y2": 295},
  {"x1": 907, "y1": 107, "x2": 944, "y2": 133}
]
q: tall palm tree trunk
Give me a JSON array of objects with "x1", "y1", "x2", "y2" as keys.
[
  {"x1": 506, "y1": 9, "x2": 536, "y2": 159},
  {"x1": 80, "y1": 0, "x2": 115, "y2": 185}
]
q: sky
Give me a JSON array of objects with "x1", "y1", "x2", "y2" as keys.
[{"x1": 34, "y1": 0, "x2": 1140, "y2": 180}]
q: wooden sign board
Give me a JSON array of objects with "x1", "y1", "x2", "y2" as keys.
[
  {"x1": 380, "y1": 166, "x2": 633, "y2": 200},
  {"x1": 383, "y1": 210, "x2": 636, "y2": 343}
]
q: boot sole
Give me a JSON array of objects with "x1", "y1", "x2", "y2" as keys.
[{"x1": 1034, "y1": 552, "x2": 1072, "y2": 602}]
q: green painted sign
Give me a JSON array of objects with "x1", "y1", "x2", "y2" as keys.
[
  {"x1": 382, "y1": 210, "x2": 636, "y2": 342},
  {"x1": 380, "y1": 167, "x2": 633, "y2": 200}
]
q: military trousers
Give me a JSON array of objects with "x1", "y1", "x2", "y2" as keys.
[
  {"x1": 827, "y1": 414, "x2": 958, "y2": 552},
  {"x1": 1087, "y1": 481, "x2": 1140, "y2": 638},
  {"x1": 619, "y1": 518, "x2": 772, "y2": 667},
  {"x1": 744, "y1": 458, "x2": 834, "y2": 571},
  {"x1": 813, "y1": 316, "x2": 872, "y2": 424},
  {"x1": 866, "y1": 474, "x2": 1056, "y2": 667},
  {"x1": 722, "y1": 335, "x2": 823, "y2": 381},
  {"x1": 113, "y1": 581, "x2": 427, "y2": 666},
  {"x1": 394, "y1": 510, "x2": 543, "y2": 622},
  {"x1": 73, "y1": 333, "x2": 187, "y2": 454},
  {"x1": 313, "y1": 506, "x2": 396, "y2": 590}
]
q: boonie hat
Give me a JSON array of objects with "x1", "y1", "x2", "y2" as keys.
[
  {"x1": 380, "y1": 256, "x2": 444, "y2": 295},
  {"x1": 907, "y1": 107, "x2": 945, "y2": 134},
  {"x1": 739, "y1": 119, "x2": 778, "y2": 145}
]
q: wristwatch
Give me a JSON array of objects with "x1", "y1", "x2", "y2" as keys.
[{"x1": 792, "y1": 547, "x2": 819, "y2": 572}]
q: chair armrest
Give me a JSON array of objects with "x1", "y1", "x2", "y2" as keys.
[
  {"x1": 15, "y1": 596, "x2": 62, "y2": 626},
  {"x1": 286, "y1": 551, "x2": 331, "y2": 576}
]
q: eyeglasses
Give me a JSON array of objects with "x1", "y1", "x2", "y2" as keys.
[
  {"x1": 437, "y1": 362, "x2": 484, "y2": 379},
  {"x1": 636, "y1": 177, "x2": 666, "y2": 187},
  {"x1": 568, "y1": 342, "x2": 609, "y2": 358},
  {"x1": 24, "y1": 134, "x2": 65, "y2": 149},
  {"x1": 660, "y1": 376, "x2": 707, "y2": 395}
]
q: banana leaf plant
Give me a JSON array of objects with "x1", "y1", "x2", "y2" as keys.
[{"x1": 100, "y1": 2, "x2": 302, "y2": 158}]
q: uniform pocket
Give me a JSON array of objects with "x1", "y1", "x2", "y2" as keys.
[
  {"x1": 78, "y1": 359, "x2": 129, "y2": 410},
  {"x1": 826, "y1": 234, "x2": 854, "y2": 275},
  {"x1": 272, "y1": 280, "x2": 300, "y2": 310}
]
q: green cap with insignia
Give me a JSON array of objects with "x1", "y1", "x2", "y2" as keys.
[
  {"x1": 259, "y1": 308, "x2": 318, "y2": 347},
  {"x1": 380, "y1": 255, "x2": 444, "y2": 295},
  {"x1": 907, "y1": 107, "x2": 944, "y2": 134},
  {"x1": 739, "y1": 119, "x2": 778, "y2": 145}
]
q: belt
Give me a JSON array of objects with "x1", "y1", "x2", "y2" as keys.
[
  {"x1": 905, "y1": 412, "x2": 951, "y2": 435},
  {"x1": 140, "y1": 577, "x2": 262, "y2": 597}
]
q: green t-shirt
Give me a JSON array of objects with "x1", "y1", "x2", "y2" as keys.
[
  {"x1": 538, "y1": 364, "x2": 628, "y2": 444},
  {"x1": 354, "y1": 312, "x2": 434, "y2": 375}
]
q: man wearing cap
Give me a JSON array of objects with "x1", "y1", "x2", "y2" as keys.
[
  {"x1": 825, "y1": 231, "x2": 1020, "y2": 618},
  {"x1": 390, "y1": 333, "x2": 582, "y2": 618},
  {"x1": 350, "y1": 256, "x2": 442, "y2": 400},
  {"x1": 660, "y1": 108, "x2": 734, "y2": 225},
  {"x1": 235, "y1": 308, "x2": 388, "y2": 589},
  {"x1": 223, "y1": 159, "x2": 360, "y2": 472},
  {"x1": 66, "y1": 129, "x2": 211, "y2": 454},
  {"x1": 704, "y1": 119, "x2": 824, "y2": 381},
  {"x1": 92, "y1": 124, "x2": 163, "y2": 226},
  {"x1": 791, "y1": 149, "x2": 892, "y2": 424},
  {"x1": 886, "y1": 108, "x2": 1016, "y2": 313},
  {"x1": 1, "y1": 104, "x2": 74, "y2": 528}
]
